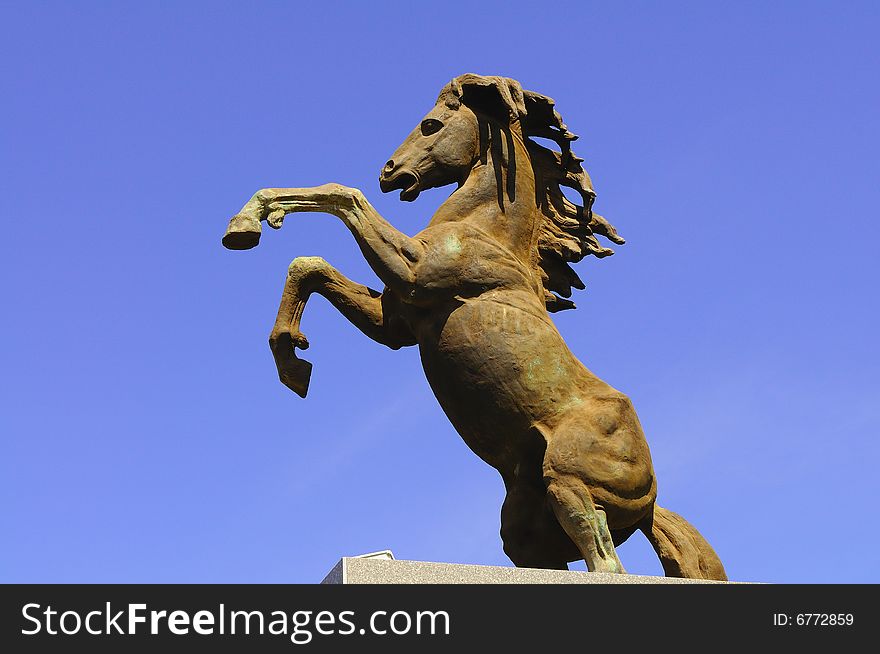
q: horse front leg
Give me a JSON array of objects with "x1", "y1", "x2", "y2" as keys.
[
  {"x1": 268, "y1": 258, "x2": 315, "y2": 398},
  {"x1": 223, "y1": 184, "x2": 423, "y2": 299},
  {"x1": 269, "y1": 256, "x2": 416, "y2": 398}
]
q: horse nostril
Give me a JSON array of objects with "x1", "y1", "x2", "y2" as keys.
[{"x1": 384, "y1": 160, "x2": 395, "y2": 172}]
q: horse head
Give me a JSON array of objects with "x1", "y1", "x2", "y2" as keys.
[
  {"x1": 379, "y1": 74, "x2": 543, "y2": 203},
  {"x1": 378, "y1": 97, "x2": 480, "y2": 202}
]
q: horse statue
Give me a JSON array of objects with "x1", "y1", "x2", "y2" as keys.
[{"x1": 221, "y1": 74, "x2": 726, "y2": 580}]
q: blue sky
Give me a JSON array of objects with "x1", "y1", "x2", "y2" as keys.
[{"x1": 2, "y1": 1, "x2": 878, "y2": 583}]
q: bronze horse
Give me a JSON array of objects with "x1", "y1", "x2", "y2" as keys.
[{"x1": 222, "y1": 74, "x2": 726, "y2": 580}]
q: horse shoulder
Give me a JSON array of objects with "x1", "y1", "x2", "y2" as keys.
[{"x1": 413, "y1": 222, "x2": 535, "y2": 292}]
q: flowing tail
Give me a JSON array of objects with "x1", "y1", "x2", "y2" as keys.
[{"x1": 642, "y1": 505, "x2": 727, "y2": 581}]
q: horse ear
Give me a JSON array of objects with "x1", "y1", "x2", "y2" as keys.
[
  {"x1": 460, "y1": 84, "x2": 509, "y2": 122},
  {"x1": 452, "y1": 74, "x2": 525, "y2": 124}
]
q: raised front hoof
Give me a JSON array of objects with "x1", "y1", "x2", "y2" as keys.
[
  {"x1": 222, "y1": 213, "x2": 262, "y2": 250},
  {"x1": 278, "y1": 358, "x2": 312, "y2": 398}
]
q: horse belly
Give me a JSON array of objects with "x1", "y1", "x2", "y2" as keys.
[{"x1": 417, "y1": 294, "x2": 600, "y2": 467}]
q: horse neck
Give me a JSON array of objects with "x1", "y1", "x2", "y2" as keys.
[{"x1": 429, "y1": 124, "x2": 539, "y2": 260}]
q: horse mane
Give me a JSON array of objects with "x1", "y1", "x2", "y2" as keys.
[{"x1": 438, "y1": 74, "x2": 625, "y2": 312}]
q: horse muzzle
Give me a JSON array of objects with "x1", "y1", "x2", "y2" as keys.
[{"x1": 379, "y1": 167, "x2": 421, "y2": 202}]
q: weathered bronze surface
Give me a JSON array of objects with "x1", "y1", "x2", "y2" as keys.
[{"x1": 222, "y1": 74, "x2": 726, "y2": 580}]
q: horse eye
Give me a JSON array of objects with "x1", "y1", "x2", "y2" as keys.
[{"x1": 420, "y1": 119, "x2": 444, "y2": 136}]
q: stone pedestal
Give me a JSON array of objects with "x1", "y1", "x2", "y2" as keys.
[{"x1": 321, "y1": 551, "x2": 730, "y2": 584}]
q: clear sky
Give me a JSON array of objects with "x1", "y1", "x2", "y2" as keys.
[{"x1": 2, "y1": 1, "x2": 878, "y2": 583}]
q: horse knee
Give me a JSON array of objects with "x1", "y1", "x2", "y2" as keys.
[
  {"x1": 288, "y1": 256, "x2": 327, "y2": 277},
  {"x1": 287, "y1": 256, "x2": 330, "y2": 292}
]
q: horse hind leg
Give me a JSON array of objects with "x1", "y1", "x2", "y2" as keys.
[
  {"x1": 500, "y1": 475, "x2": 573, "y2": 571},
  {"x1": 544, "y1": 474, "x2": 626, "y2": 573},
  {"x1": 540, "y1": 422, "x2": 627, "y2": 574}
]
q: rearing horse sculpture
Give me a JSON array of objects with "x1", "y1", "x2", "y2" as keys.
[{"x1": 222, "y1": 74, "x2": 726, "y2": 580}]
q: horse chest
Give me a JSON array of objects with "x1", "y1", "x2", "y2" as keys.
[
  {"x1": 410, "y1": 224, "x2": 532, "y2": 304},
  {"x1": 416, "y1": 230, "x2": 470, "y2": 286}
]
